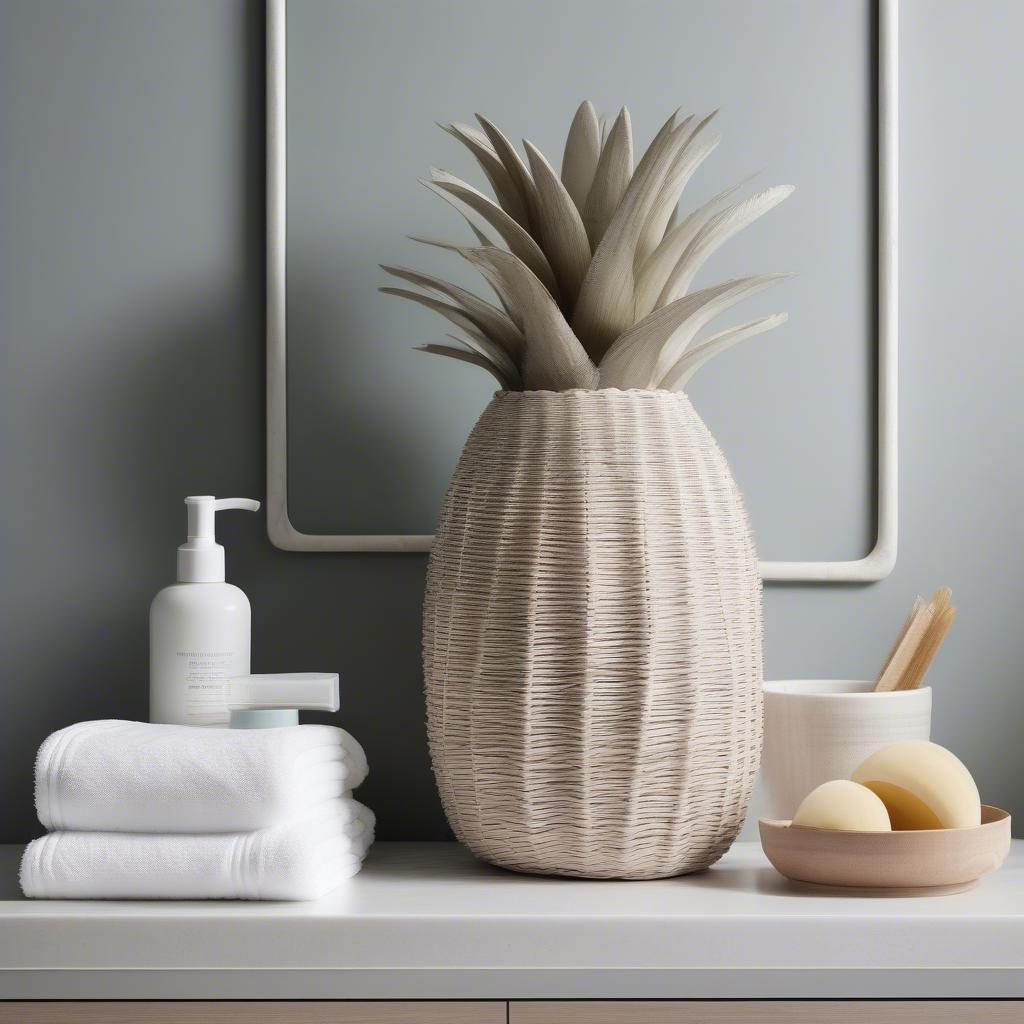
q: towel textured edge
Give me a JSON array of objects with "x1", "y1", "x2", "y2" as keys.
[{"x1": 21, "y1": 799, "x2": 375, "y2": 901}]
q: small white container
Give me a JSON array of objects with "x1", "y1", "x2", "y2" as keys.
[
  {"x1": 761, "y1": 680, "x2": 932, "y2": 820},
  {"x1": 149, "y1": 496, "x2": 260, "y2": 726}
]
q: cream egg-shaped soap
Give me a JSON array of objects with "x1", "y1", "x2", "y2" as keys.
[
  {"x1": 851, "y1": 740, "x2": 981, "y2": 830},
  {"x1": 791, "y1": 779, "x2": 892, "y2": 832}
]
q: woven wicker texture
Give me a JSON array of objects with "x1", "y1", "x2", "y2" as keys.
[{"x1": 424, "y1": 389, "x2": 763, "y2": 879}]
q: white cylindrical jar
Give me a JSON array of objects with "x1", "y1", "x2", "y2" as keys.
[{"x1": 761, "y1": 679, "x2": 933, "y2": 820}]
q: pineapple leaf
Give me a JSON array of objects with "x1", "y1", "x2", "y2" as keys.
[
  {"x1": 573, "y1": 111, "x2": 689, "y2": 359},
  {"x1": 657, "y1": 184, "x2": 795, "y2": 307},
  {"x1": 406, "y1": 234, "x2": 467, "y2": 253},
  {"x1": 461, "y1": 246, "x2": 598, "y2": 391},
  {"x1": 474, "y1": 114, "x2": 541, "y2": 231},
  {"x1": 598, "y1": 272, "x2": 792, "y2": 388},
  {"x1": 409, "y1": 233, "x2": 506, "y2": 263},
  {"x1": 409, "y1": 236, "x2": 526, "y2": 330},
  {"x1": 680, "y1": 108, "x2": 718, "y2": 144},
  {"x1": 416, "y1": 343, "x2": 513, "y2": 389},
  {"x1": 445, "y1": 332, "x2": 523, "y2": 389},
  {"x1": 581, "y1": 106, "x2": 633, "y2": 249},
  {"x1": 664, "y1": 203, "x2": 681, "y2": 236},
  {"x1": 440, "y1": 122, "x2": 531, "y2": 228},
  {"x1": 416, "y1": 186, "x2": 504, "y2": 249},
  {"x1": 634, "y1": 172, "x2": 761, "y2": 318},
  {"x1": 561, "y1": 100, "x2": 602, "y2": 213},
  {"x1": 635, "y1": 130, "x2": 720, "y2": 269},
  {"x1": 436, "y1": 216, "x2": 520, "y2": 320},
  {"x1": 425, "y1": 171, "x2": 560, "y2": 298},
  {"x1": 380, "y1": 286, "x2": 492, "y2": 344},
  {"x1": 650, "y1": 271, "x2": 792, "y2": 382},
  {"x1": 523, "y1": 139, "x2": 592, "y2": 307},
  {"x1": 461, "y1": 214, "x2": 497, "y2": 248},
  {"x1": 380, "y1": 265, "x2": 524, "y2": 356},
  {"x1": 660, "y1": 313, "x2": 788, "y2": 390}
]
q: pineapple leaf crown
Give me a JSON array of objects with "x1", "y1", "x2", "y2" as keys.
[{"x1": 382, "y1": 101, "x2": 794, "y2": 392}]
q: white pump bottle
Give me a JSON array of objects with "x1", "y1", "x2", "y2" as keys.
[{"x1": 149, "y1": 496, "x2": 261, "y2": 726}]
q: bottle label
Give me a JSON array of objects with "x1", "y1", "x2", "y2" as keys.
[{"x1": 177, "y1": 650, "x2": 236, "y2": 726}]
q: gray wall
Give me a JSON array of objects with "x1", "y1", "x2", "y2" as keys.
[{"x1": 2, "y1": 0, "x2": 1022, "y2": 844}]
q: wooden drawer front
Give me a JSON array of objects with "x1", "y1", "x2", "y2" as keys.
[
  {"x1": 0, "y1": 1003, "x2": 506, "y2": 1024},
  {"x1": 510, "y1": 1002, "x2": 1024, "y2": 1023}
]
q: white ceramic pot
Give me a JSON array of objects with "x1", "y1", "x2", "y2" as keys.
[{"x1": 761, "y1": 680, "x2": 932, "y2": 820}]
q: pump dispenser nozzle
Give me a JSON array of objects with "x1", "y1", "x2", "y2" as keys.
[{"x1": 177, "y1": 495, "x2": 261, "y2": 583}]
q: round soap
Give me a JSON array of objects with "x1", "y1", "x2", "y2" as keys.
[
  {"x1": 851, "y1": 740, "x2": 981, "y2": 830},
  {"x1": 791, "y1": 779, "x2": 892, "y2": 832}
]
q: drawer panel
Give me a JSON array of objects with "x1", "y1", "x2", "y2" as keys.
[
  {"x1": 0, "y1": 1003, "x2": 506, "y2": 1024},
  {"x1": 511, "y1": 1002, "x2": 1024, "y2": 1023}
]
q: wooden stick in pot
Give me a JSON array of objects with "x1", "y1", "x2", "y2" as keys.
[
  {"x1": 898, "y1": 604, "x2": 956, "y2": 691},
  {"x1": 874, "y1": 587, "x2": 954, "y2": 692}
]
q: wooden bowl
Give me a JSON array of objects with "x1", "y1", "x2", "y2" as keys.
[{"x1": 759, "y1": 805, "x2": 1011, "y2": 895}]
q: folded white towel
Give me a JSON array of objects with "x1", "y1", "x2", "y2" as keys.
[
  {"x1": 35, "y1": 720, "x2": 368, "y2": 834},
  {"x1": 21, "y1": 798, "x2": 374, "y2": 900}
]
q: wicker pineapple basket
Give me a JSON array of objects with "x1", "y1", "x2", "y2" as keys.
[
  {"x1": 389, "y1": 99, "x2": 788, "y2": 878},
  {"x1": 423, "y1": 388, "x2": 764, "y2": 879}
]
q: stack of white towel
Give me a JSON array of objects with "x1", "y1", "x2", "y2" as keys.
[{"x1": 20, "y1": 720, "x2": 374, "y2": 901}]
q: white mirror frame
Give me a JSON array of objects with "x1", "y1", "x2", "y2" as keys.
[{"x1": 266, "y1": 0, "x2": 898, "y2": 582}]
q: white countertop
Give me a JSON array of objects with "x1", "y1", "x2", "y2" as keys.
[{"x1": 1, "y1": 840, "x2": 1022, "y2": 1001}]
